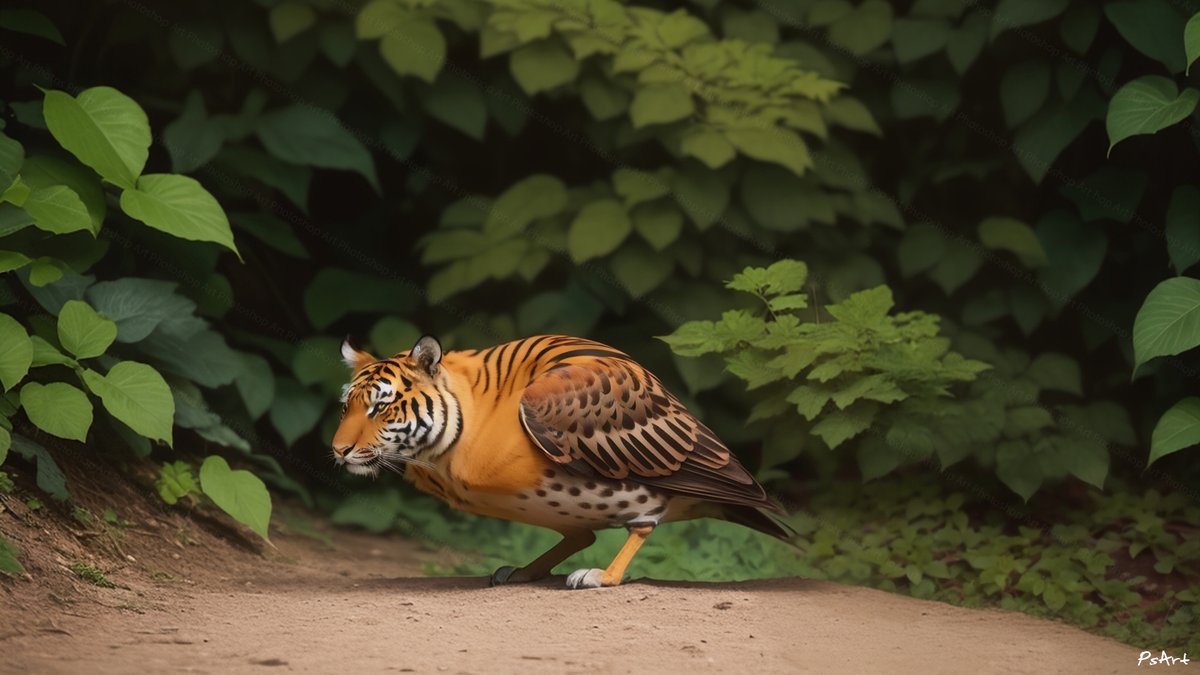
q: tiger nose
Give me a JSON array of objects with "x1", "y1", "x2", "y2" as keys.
[{"x1": 333, "y1": 444, "x2": 353, "y2": 458}]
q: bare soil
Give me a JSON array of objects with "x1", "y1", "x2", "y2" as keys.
[{"x1": 1, "y1": 456, "x2": 1141, "y2": 674}]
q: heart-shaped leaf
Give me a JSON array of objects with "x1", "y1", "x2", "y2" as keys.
[{"x1": 199, "y1": 455, "x2": 272, "y2": 540}]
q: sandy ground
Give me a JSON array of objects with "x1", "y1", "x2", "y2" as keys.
[{"x1": 3, "y1": 525, "x2": 1141, "y2": 675}]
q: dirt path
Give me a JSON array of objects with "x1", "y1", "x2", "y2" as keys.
[{"x1": 4, "y1": 525, "x2": 1140, "y2": 674}]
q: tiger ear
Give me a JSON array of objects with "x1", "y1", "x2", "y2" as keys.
[
  {"x1": 410, "y1": 335, "x2": 442, "y2": 375},
  {"x1": 341, "y1": 336, "x2": 376, "y2": 371}
]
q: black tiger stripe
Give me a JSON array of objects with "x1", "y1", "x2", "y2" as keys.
[
  {"x1": 480, "y1": 345, "x2": 495, "y2": 393},
  {"x1": 549, "y1": 348, "x2": 630, "y2": 364},
  {"x1": 494, "y1": 340, "x2": 516, "y2": 400},
  {"x1": 442, "y1": 391, "x2": 464, "y2": 452},
  {"x1": 427, "y1": 390, "x2": 450, "y2": 447}
]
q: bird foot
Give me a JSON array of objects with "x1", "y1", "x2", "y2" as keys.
[
  {"x1": 490, "y1": 566, "x2": 525, "y2": 586},
  {"x1": 565, "y1": 568, "x2": 629, "y2": 589},
  {"x1": 565, "y1": 568, "x2": 604, "y2": 589}
]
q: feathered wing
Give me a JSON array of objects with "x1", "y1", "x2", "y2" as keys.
[{"x1": 518, "y1": 356, "x2": 784, "y2": 514}]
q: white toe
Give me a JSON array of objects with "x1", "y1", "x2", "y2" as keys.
[{"x1": 566, "y1": 568, "x2": 604, "y2": 589}]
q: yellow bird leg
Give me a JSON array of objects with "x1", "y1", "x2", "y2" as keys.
[{"x1": 599, "y1": 525, "x2": 654, "y2": 587}]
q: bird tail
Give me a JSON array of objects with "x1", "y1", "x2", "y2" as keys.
[{"x1": 722, "y1": 505, "x2": 797, "y2": 543}]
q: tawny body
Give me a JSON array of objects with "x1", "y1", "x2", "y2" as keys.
[{"x1": 333, "y1": 335, "x2": 786, "y2": 588}]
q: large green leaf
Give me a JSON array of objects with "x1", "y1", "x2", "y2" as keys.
[
  {"x1": 567, "y1": 199, "x2": 632, "y2": 263},
  {"x1": 1149, "y1": 397, "x2": 1200, "y2": 465},
  {"x1": 629, "y1": 84, "x2": 694, "y2": 128},
  {"x1": 269, "y1": 2, "x2": 315, "y2": 43},
  {"x1": 828, "y1": 0, "x2": 892, "y2": 55},
  {"x1": 86, "y1": 278, "x2": 197, "y2": 343},
  {"x1": 368, "y1": 317, "x2": 421, "y2": 355},
  {"x1": 141, "y1": 327, "x2": 241, "y2": 388},
  {"x1": 418, "y1": 75, "x2": 487, "y2": 140},
  {"x1": 199, "y1": 455, "x2": 272, "y2": 540},
  {"x1": 510, "y1": 39, "x2": 579, "y2": 95},
  {"x1": 20, "y1": 382, "x2": 93, "y2": 442},
  {"x1": 484, "y1": 174, "x2": 567, "y2": 238},
  {"x1": 1060, "y1": 6, "x2": 1100, "y2": 54},
  {"x1": 891, "y1": 18, "x2": 950, "y2": 63},
  {"x1": 42, "y1": 87, "x2": 150, "y2": 190},
  {"x1": 1187, "y1": 12, "x2": 1200, "y2": 74},
  {"x1": 23, "y1": 185, "x2": 94, "y2": 236},
  {"x1": 0, "y1": 313, "x2": 32, "y2": 391},
  {"x1": 330, "y1": 490, "x2": 403, "y2": 532},
  {"x1": 1106, "y1": 76, "x2": 1200, "y2": 153},
  {"x1": 1166, "y1": 186, "x2": 1200, "y2": 273},
  {"x1": 269, "y1": 377, "x2": 326, "y2": 446},
  {"x1": 680, "y1": 128, "x2": 737, "y2": 168},
  {"x1": 0, "y1": 533, "x2": 22, "y2": 576},
  {"x1": 1059, "y1": 166, "x2": 1146, "y2": 224},
  {"x1": 302, "y1": 268, "x2": 419, "y2": 329},
  {"x1": 163, "y1": 92, "x2": 225, "y2": 174},
  {"x1": 978, "y1": 217, "x2": 1046, "y2": 267},
  {"x1": 1036, "y1": 210, "x2": 1106, "y2": 308},
  {"x1": 8, "y1": 433, "x2": 69, "y2": 501},
  {"x1": 609, "y1": 243, "x2": 671, "y2": 299},
  {"x1": 1026, "y1": 353, "x2": 1082, "y2": 395},
  {"x1": 1132, "y1": 277, "x2": 1200, "y2": 370},
  {"x1": 996, "y1": 440, "x2": 1041, "y2": 501},
  {"x1": 1000, "y1": 61, "x2": 1050, "y2": 128},
  {"x1": 897, "y1": 223, "x2": 947, "y2": 278},
  {"x1": 57, "y1": 299, "x2": 116, "y2": 359},
  {"x1": 30, "y1": 336, "x2": 77, "y2": 368},
  {"x1": 1055, "y1": 436, "x2": 1108, "y2": 489},
  {"x1": 292, "y1": 336, "x2": 346, "y2": 394},
  {"x1": 1104, "y1": 0, "x2": 1187, "y2": 73},
  {"x1": 119, "y1": 174, "x2": 239, "y2": 255},
  {"x1": 672, "y1": 164, "x2": 729, "y2": 230},
  {"x1": 0, "y1": 9, "x2": 64, "y2": 45},
  {"x1": 254, "y1": 105, "x2": 379, "y2": 191},
  {"x1": 81, "y1": 362, "x2": 174, "y2": 445},
  {"x1": 20, "y1": 155, "x2": 106, "y2": 231},
  {"x1": 379, "y1": 16, "x2": 446, "y2": 83},
  {"x1": 946, "y1": 11, "x2": 987, "y2": 73},
  {"x1": 991, "y1": 0, "x2": 1069, "y2": 40},
  {"x1": 724, "y1": 127, "x2": 812, "y2": 176},
  {"x1": 0, "y1": 133, "x2": 21, "y2": 195},
  {"x1": 632, "y1": 201, "x2": 684, "y2": 251},
  {"x1": 235, "y1": 353, "x2": 275, "y2": 421}
]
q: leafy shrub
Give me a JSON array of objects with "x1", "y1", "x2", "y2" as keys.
[
  {"x1": 663, "y1": 259, "x2": 990, "y2": 480},
  {"x1": 0, "y1": 85, "x2": 272, "y2": 538}
]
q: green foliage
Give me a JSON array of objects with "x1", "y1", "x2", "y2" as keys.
[
  {"x1": 666, "y1": 260, "x2": 994, "y2": 479},
  {"x1": 198, "y1": 455, "x2": 272, "y2": 541},
  {"x1": 1133, "y1": 278, "x2": 1200, "y2": 371},
  {"x1": 0, "y1": 534, "x2": 24, "y2": 576},
  {"x1": 1149, "y1": 398, "x2": 1200, "y2": 466},
  {"x1": 156, "y1": 461, "x2": 201, "y2": 506},
  {"x1": 1106, "y1": 77, "x2": 1200, "y2": 153},
  {"x1": 69, "y1": 561, "x2": 115, "y2": 588}
]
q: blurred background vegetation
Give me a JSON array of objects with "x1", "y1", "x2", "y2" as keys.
[{"x1": 0, "y1": 0, "x2": 1198, "y2": 652}]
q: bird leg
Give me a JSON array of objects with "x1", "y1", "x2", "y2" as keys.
[
  {"x1": 566, "y1": 524, "x2": 654, "y2": 589},
  {"x1": 490, "y1": 530, "x2": 596, "y2": 586}
]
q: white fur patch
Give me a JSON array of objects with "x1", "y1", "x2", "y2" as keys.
[{"x1": 341, "y1": 340, "x2": 361, "y2": 369}]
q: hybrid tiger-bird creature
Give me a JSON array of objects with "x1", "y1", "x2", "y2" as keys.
[{"x1": 332, "y1": 334, "x2": 790, "y2": 589}]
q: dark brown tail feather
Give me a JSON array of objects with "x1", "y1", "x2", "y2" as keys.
[{"x1": 722, "y1": 505, "x2": 797, "y2": 543}]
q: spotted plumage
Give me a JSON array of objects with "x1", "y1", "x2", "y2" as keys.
[{"x1": 332, "y1": 335, "x2": 789, "y2": 589}]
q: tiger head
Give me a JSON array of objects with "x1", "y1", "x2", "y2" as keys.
[{"x1": 331, "y1": 335, "x2": 459, "y2": 477}]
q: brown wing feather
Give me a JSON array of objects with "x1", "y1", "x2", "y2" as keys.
[{"x1": 519, "y1": 358, "x2": 782, "y2": 513}]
